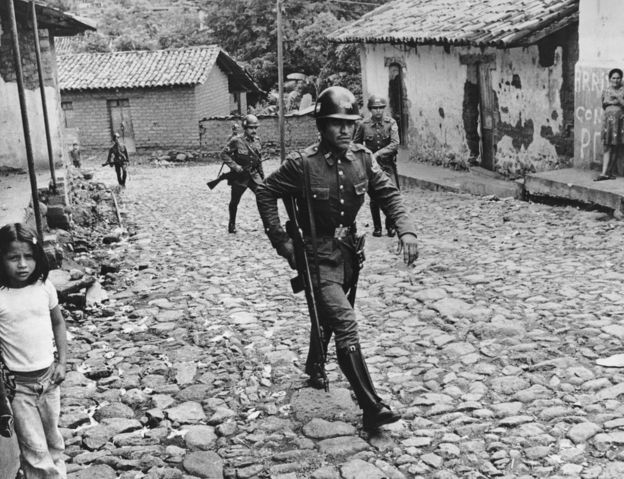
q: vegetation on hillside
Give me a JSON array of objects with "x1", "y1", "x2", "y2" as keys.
[{"x1": 53, "y1": 0, "x2": 388, "y2": 97}]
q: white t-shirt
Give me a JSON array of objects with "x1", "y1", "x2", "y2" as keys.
[{"x1": 0, "y1": 279, "x2": 58, "y2": 372}]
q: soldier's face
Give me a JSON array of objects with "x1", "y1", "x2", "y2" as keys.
[
  {"x1": 245, "y1": 126, "x2": 258, "y2": 139},
  {"x1": 320, "y1": 119, "x2": 356, "y2": 152},
  {"x1": 370, "y1": 106, "x2": 384, "y2": 121}
]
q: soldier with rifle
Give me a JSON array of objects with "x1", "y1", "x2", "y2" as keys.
[
  {"x1": 212, "y1": 114, "x2": 265, "y2": 233},
  {"x1": 256, "y1": 86, "x2": 419, "y2": 431},
  {"x1": 354, "y1": 95, "x2": 400, "y2": 238}
]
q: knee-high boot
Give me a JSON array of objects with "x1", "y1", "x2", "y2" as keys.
[
  {"x1": 228, "y1": 203, "x2": 237, "y2": 233},
  {"x1": 370, "y1": 202, "x2": 382, "y2": 236},
  {"x1": 304, "y1": 325, "x2": 332, "y2": 389},
  {"x1": 337, "y1": 344, "x2": 401, "y2": 430}
]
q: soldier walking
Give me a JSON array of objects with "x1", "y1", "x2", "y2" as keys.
[
  {"x1": 104, "y1": 133, "x2": 129, "y2": 186},
  {"x1": 256, "y1": 86, "x2": 418, "y2": 431},
  {"x1": 354, "y1": 95, "x2": 400, "y2": 237},
  {"x1": 221, "y1": 114, "x2": 265, "y2": 234}
]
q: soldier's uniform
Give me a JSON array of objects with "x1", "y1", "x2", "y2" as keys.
[
  {"x1": 256, "y1": 87, "x2": 417, "y2": 430},
  {"x1": 221, "y1": 115, "x2": 264, "y2": 233},
  {"x1": 107, "y1": 135, "x2": 129, "y2": 186},
  {"x1": 353, "y1": 97, "x2": 400, "y2": 237}
]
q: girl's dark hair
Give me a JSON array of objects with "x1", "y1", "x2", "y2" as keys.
[
  {"x1": 0, "y1": 223, "x2": 49, "y2": 288},
  {"x1": 609, "y1": 68, "x2": 623, "y2": 80}
]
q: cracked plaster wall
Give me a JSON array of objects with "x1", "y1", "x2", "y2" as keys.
[{"x1": 360, "y1": 40, "x2": 575, "y2": 177}]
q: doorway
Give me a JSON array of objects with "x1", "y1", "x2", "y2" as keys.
[
  {"x1": 388, "y1": 62, "x2": 409, "y2": 145},
  {"x1": 461, "y1": 56, "x2": 497, "y2": 171},
  {"x1": 108, "y1": 99, "x2": 136, "y2": 153}
]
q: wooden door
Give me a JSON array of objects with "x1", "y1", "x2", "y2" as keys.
[
  {"x1": 108, "y1": 99, "x2": 136, "y2": 153},
  {"x1": 477, "y1": 63, "x2": 496, "y2": 170}
]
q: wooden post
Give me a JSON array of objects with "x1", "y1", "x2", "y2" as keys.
[
  {"x1": 277, "y1": 0, "x2": 286, "y2": 164},
  {"x1": 7, "y1": 0, "x2": 44, "y2": 243},
  {"x1": 31, "y1": 0, "x2": 57, "y2": 193}
]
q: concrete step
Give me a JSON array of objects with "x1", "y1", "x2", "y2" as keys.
[{"x1": 525, "y1": 168, "x2": 624, "y2": 212}]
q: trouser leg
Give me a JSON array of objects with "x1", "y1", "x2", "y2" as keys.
[
  {"x1": 120, "y1": 165, "x2": 128, "y2": 185},
  {"x1": 12, "y1": 371, "x2": 64, "y2": 478},
  {"x1": 228, "y1": 184, "x2": 246, "y2": 231},
  {"x1": 114, "y1": 164, "x2": 123, "y2": 185},
  {"x1": 370, "y1": 200, "x2": 382, "y2": 232}
]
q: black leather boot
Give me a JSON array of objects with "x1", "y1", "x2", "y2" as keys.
[
  {"x1": 337, "y1": 344, "x2": 401, "y2": 430},
  {"x1": 370, "y1": 203, "x2": 382, "y2": 237},
  {"x1": 228, "y1": 205, "x2": 237, "y2": 234},
  {"x1": 305, "y1": 326, "x2": 332, "y2": 390}
]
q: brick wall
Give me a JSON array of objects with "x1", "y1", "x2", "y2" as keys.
[
  {"x1": 63, "y1": 86, "x2": 201, "y2": 150},
  {"x1": 199, "y1": 115, "x2": 319, "y2": 153},
  {"x1": 196, "y1": 67, "x2": 230, "y2": 121}
]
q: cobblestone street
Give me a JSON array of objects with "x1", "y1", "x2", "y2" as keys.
[{"x1": 60, "y1": 160, "x2": 624, "y2": 479}]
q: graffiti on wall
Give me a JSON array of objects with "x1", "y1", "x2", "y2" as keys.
[{"x1": 574, "y1": 66, "x2": 609, "y2": 167}]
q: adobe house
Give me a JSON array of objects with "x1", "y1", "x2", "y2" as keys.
[
  {"x1": 330, "y1": 0, "x2": 579, "y2": 178},
  {"x1": 57, "y1": 46, "x2": 263, "y2": 153},
  {"x1": 0, "y1": 0, "x2": 94, "y2": 171}
]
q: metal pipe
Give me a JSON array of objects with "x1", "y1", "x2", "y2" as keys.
[
  {"x1": 7, "y1": 0, "x2": 44, "y2": 243},
  {"x1": 276, "y1": 0, "x2": 286, "y2": 164},
  {"x1": 31, "y1": 0, "x2": 57, "y2": 193}
]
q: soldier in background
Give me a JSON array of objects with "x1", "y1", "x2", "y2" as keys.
[
  {"x1": 221, "y1": 114, "x2": 264, "y2": 234},
  {"x1": 354, "y1": 95, "x2": 400, "y2": 237},
  {"x1": 256, "y1": 86, "x2": 418, "y2": 431},
  {"x1": 69, "y1": 142, "x2": 81, "y2": 169},
  {"x1": 104, "y1": 133, "x2": 129, "y2": 187}
]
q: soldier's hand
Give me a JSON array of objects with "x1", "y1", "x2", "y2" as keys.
[
  {"x1": 398, "y1": 233, "x2": 418, "y2": 266},
  {"x1": 276, "y1": 240, "x2": 296, "y2": 270}
]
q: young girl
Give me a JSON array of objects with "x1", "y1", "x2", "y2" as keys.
[{"x1": 0, "y1": 223, "x2": 67, "y2": 478}]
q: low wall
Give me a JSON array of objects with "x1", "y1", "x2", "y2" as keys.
[{"x1": 199, "y1": 114, "x2": 318, "y2": 153}]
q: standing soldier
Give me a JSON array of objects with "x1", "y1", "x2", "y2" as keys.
[
  {"x1": 103, "y1": 133, "x2": 129, "y2": 187},
  {"x1": 256, "y1": 86, "x2": 419, "y2": 431},
  {"x1": 354, "y1": 95, "x2": 400, "y2": 237},
  {"x1": 221, "y1": 114, "x2": 264, "y2": 234}
]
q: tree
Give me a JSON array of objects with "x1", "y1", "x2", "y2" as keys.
[{"x1": 201, "y1": 0, "x2": 387, "y2": 92}]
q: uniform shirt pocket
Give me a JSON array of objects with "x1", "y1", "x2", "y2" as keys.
[
  {"x1": 354, "y1": 180, "x2": 368, "y2": 195},
  {"x1": 310, "y1": 186, "x2": 329, "y2": 200}
]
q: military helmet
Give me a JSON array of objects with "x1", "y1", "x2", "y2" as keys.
[
  {"x1": 367, "y1": 95, "x2": 387, "y2": 110},
  {"x1": 314, "y1": 86, "x2": 360, "y2": 121},
  {"x1": 242, "y1": 114, "x2": 259, "y2": 128}
]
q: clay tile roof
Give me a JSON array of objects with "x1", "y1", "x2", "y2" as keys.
[
  {"x1": 329, "y1": 0, "x2": 578, "y2": 48},
  {"x1": 58, "y1": 46, "x2": 223, "y2": 91}
]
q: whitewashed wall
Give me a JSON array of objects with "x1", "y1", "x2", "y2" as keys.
[{"x1": 360, "y1": 42, "x2": 568, "y2": 176}]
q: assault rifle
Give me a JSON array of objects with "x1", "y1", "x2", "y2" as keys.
[
  {"x1": 206, "y1": 170, "x2": 240, "y2": 190},
  {"x1": 283, "y1": 195, "x2": 329, "y2": 392},
  {"x1": 0, "y1": 370, "x2": 13, "y2": 438}
]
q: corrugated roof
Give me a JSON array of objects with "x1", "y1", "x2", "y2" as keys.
[
  {"x1": 329, "y1": 0, "x2": 578, "y2": 48},
  {"x1": 58, "y1": 46, "x2": 222, "y2": 91}
]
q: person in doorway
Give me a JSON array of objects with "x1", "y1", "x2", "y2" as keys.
[
  {"x1": 256, "y1": 86, "x2": 419, "y2": 431},
  {"x1": 595, "y1": 68, "x2": 624, "y2": 181},
  {"x1": 0, "y1": 223, "x2": 68, "y2": 478},
  {"x1": 388, "y1": 63, "x2": 408, "y2": 144},
  {"x1": 104, "y1": 133, "x2": 129, "y2": 186},
  {"x1": 354, "y1": 95, "x2": 400, "y2": 237},
  {"x1": 221, "y1": 114, "x2": 265, "y2": 233},
  {"x1": 69, "y1": 142, "x2": 81, "y2": 169}
]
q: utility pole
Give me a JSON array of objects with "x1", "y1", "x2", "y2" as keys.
[{"x1": 276, "y1": 0, "x2": 286, "y2": 164}]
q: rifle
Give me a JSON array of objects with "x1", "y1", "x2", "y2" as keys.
[
  {"x1": 0, "y1": 365, "x2": 14, "y2": 438},
  {"x1": 206, "y1": 170, "x2": 240, "y2": 190},
  {"x1": 283, "y1": 178, "x2": 328, "y2": 391}
]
